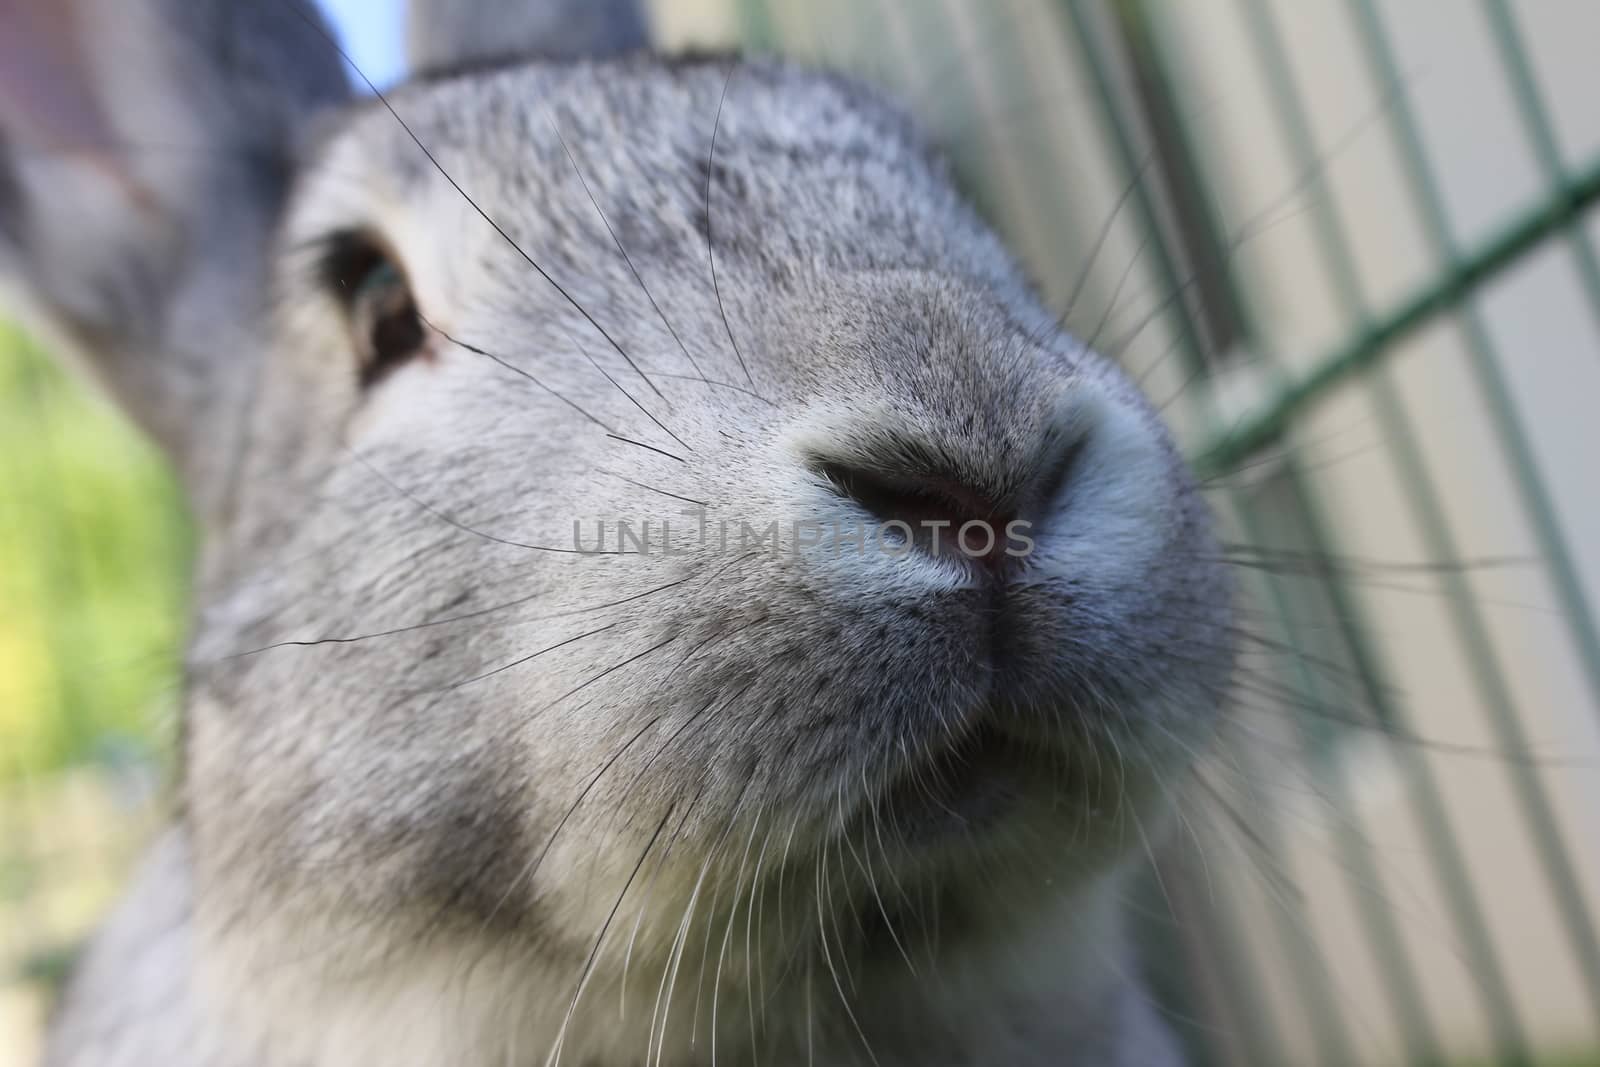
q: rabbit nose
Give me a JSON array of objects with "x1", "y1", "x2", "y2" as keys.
[
  {"x1": 814, "y1": 460, "x2": 1013, "y2": 569},
  {"x1": 808, "y1": 410, "x2": 1093, "y2": 575}
]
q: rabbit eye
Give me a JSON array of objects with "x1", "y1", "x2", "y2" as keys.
[{"x1": 318, "y1": 231, "x2": 426, "y2": 389}]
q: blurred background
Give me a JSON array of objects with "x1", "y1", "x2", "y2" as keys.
[{"x1": 5, "y1": 0, "x2": 1600, "y2": 1064}]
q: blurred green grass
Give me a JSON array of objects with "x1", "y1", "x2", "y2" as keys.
[
  {"x1": 1, "y1": 320, "x2": 189, "y2": 1062},
  {"x1": 0, "y1": 323, "x2": 190, "y2": 781}
]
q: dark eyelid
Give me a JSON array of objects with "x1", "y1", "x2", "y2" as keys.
[
  {"x1": 316, "y1": 228, "x2": 392, "y2": 307},
  {"x1": 312, "y1": 228, "x2": 425, "y2": 390}
]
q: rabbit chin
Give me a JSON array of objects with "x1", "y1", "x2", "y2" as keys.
[
  {"x1": 187, "y1": 799, "x2": 1164, "y2": 1067},
  {"x1": 189, "y1": 871, "x2": 1158, "y2": 1067}
]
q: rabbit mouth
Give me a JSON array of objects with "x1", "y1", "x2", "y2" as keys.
[
  {"x1": 871, "y1": 722, "x2": 1030, "y2": 843},
  {"x1": 858, "y1": 715, "x2": 1099, "y2": 855}
]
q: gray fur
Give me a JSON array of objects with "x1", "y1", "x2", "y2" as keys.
[{"x1": 2, "y1": 2, "x2": 1233, "y2": 1064}]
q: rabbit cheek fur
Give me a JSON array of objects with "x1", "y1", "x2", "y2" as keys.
[{"x1": 16, "y1": 12, "x2": 1234, "y2": 1067}]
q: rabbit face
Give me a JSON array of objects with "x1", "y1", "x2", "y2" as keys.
[
  {"x1": 4, "y1": 3, "x2": 1229, "y2": 1060},
  {"x1": 180, "y1": 58, "x2": 1230, "y2": 1012}
]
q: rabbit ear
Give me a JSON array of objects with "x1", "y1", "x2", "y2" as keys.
[
  {"x1": 0, "y1": 0, "x2": 348, "y2": 510},
  {"x1": 407, "y1": 0, "x2": 650, "y2": 73}
]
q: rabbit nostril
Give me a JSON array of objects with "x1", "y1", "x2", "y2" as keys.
[
  {"x1": 815, "y1": 460, "x2": 1014, "y2": 567},
  {"x1": 803, "y1": 397, "x2": 1104, "y2": 574}
]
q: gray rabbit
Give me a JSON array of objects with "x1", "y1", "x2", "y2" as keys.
[{"x1": 0, "y1": 0, "x2": 1232, "y2": 1063}]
